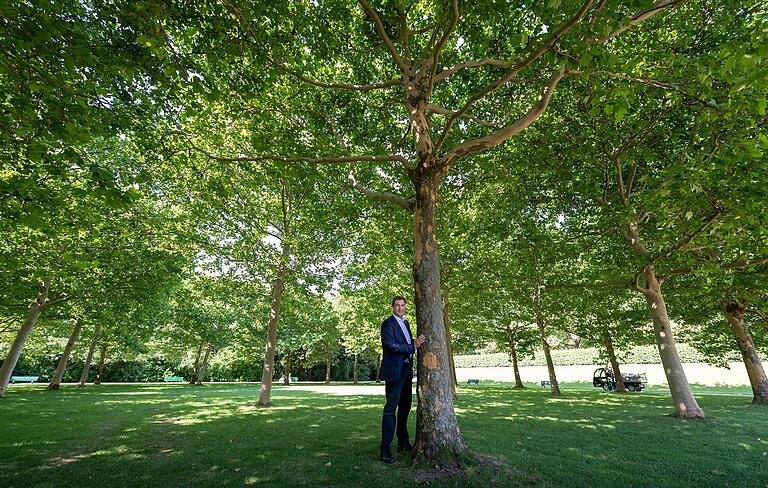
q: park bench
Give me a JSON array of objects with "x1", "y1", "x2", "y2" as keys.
[
  {"x1": 290, "y1": 376, "x2": 298, "y2": 382},
  {"x1": 10, "y1": 376, "x2": 39, "y2": 383},
  {"x1": 163, "y1": 376, "x2": 184, "y2": 382},
  {"x1": 540, "y1": 380, "x2": 550, "y2": 387},
  {"x1": 466, "y1": 379, "x2": 480, "y2": 386}
]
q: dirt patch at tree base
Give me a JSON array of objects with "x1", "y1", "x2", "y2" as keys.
[{"x1": 403, "y1": 454, "x2": 544, "y2": 486}]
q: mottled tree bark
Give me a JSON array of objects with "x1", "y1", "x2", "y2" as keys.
[
  {"x1": 623, "y1": 221, "x2": 704, "y2": 418},
  {"x1": 94, "y1": 343, "x2": 107, "y2": 385},
  {"x1": 325, "y1": 354, "x2": 332, "y2": 384},
  {"x1": 258, "y1": 262, "x2": 286, "y2": 406},
  {"x1": 0, "y1": 278, "x2": 50, "y2": 398},
  {"x1": 412, "y1": 174, "x2": 466, "y2": 463},
  {"x1": 604, "y1": 330, "x2": 626, "y2": 393},
  {"x1": 723, "y1": 301, "x2": 768, "y2": 404},
  {"x1": 507, "y1": 325, "x2": 525, "y2": 389},
  {"x1": 196, "y1": 344, "x2": 212, "y2": 385},
  {"x1": 535, "y1": 310, "x2": 561, "y2": 396},
  {"x1": 78, "y1": 324, "x2": 101, "y2": 387},
  {"x1": 48, "y1": 319, "x2": 83, "y2": 390},
  {"x1": 642, "y1": 268, "x2": 704, "y2": 417}
]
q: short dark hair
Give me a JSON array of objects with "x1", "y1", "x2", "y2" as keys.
[{"x1": 391, "y1": 296, "x2": 406, "y2": 306}]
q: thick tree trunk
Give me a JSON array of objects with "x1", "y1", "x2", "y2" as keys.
[
  {"x1": 325, "y1": 354, "x2": 332, "y2": 384},
  {"x1": 412, "y1": 175, "x2": 467, "y2": 464},
  {"x1": 48, "y1": 318, "x2": 83, "y2": 390},
  {"x1": 724, "y1": 302, "x2": 768, "y2": 404},
  {"x1": 374, "y1": 354, "x2": 381, "y2": 383},
  {"x1": 196, "y1": 344, "x2": 211, "y2": 385},
  {"x1": 535, "y1": 311, "x2": 561, "y2": 396},
  {"x1": 78, "y1": 324, "x2": 101, "y2": 387},
  {"x1": 442, "y1": 299, "x2": 458, "y2": 397},
  {"x1": 190, "y1": 342, "x2": 204, "y2": 384},
  {"x1": 642, "y1": 269, "x2": 704, "y2": 417},
  {"x1": 507, "y1": 325, "x2": 525, "y2": 389},
  {"x1": 604, "y1": 330, "x2": 626, "y2": 393},
  {"x1": 258, "y1": 263, "x2": 286, "y2": 406},
  {"x1": 94, "y1": 343, "x2": 107, "y2": 385},
  {"x1": 0, "y1": 278, "x2": 50, "y2": 398},
  {"x1": 353, "y1": 353, "x2": 359, "y2": 384}
]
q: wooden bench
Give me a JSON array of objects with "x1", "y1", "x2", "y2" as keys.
[
  {"x1": 290, "y1": 376, "x2": 298, "y2": 383},
  {"x1": 10, "y1": 376, "x2": 39, "y2": 383},
  {"x1": 466, "y1": 379, "x2": 480, "y2": 386},
  {"x1": 163, "y1": 376, "x2": 185, "y2": 382},
  {"x1": 540, "y1": 380, "x2": 551, "y2": 387}
]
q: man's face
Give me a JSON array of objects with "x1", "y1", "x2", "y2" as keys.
[{"x1": 392, "y1": 299, "x2": 405, "y2": 318}]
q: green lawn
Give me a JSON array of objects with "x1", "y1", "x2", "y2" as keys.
[{"x1": 1, "y1": 383, "x2": 765, "y2": 487}]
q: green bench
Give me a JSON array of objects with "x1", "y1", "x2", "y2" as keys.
[
  {"x1": 10, "y1": 376, "x2": 39, "y2": 383},
  {"x1": 540, "y1": 380, "x2": 551, "y2": 387},
  {"x1": 466, "y1": 379, "x2": 480, "y2": 386},
  {"x1": 163, "y1": 376, "x2": 185, "y2": 382},
  {"x1": 290, "y1": 376, "x2": 298, "y2": 382}
]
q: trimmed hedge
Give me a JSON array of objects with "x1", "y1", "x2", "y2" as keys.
[{"x1": 454, "y1": 344, "x2": 739, "y2": 368}]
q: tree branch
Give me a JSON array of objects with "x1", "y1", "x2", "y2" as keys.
[
  {"x1": 41, "y1": 296, "x2": 71, "y2": 311},
  {"x1": 425, "y1": 103, "x2": 499, "y2": 128},
  {"x1": 545, "y1": 280, "x2": 632, "y2": 289},
  {"x1": 358, "y1": 0, "x2": 409, "y2": 73},
  {"x1": 661, "y1": 256, "x2": 768, "y2": 283},
  {"x1": 441, "y1": 70, "x2": 570, "y2": 167},
  {"x1": 279, "y1": 64, "x2": 403, "y2": 91},
  {"x1": 427, "y1": 0, "x2": 459, "y2": 91},
  {"x1": 434, "y1": 0, "x2": 595, "y2": 156},
  {"x1": 174, "y1": 131, "x2": 409, "y2": 166},
  {"x1": 347, "y1": 165, "x2": 414, "y2": 212},
  {"x1": 434, "y1": 58, "x2": 514, "y2": 82},
  {"x1": 588, "y1": 0, "x2": 692, "y2": 46},
  {"x1": 652, "y1": 210, "x2": 722, "y2": 271}
]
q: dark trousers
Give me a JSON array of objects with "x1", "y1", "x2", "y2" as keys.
[{"x1": 380, "y1": 362, "x2": 413, "y2": 454}]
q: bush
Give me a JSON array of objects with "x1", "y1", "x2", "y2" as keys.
[{"x1": 454, "y1": 344, "x2": 739, "y2": 368}]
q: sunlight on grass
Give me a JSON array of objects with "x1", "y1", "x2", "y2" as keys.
[{"x1": 2, "y1": 384, "x2": 767, "y2": 488}]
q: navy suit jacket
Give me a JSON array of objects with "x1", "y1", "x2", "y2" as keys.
[{"x1": 380, "y1": 315, "x2": 415, "y2": 382}]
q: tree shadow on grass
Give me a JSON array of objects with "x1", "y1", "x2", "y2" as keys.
[{"x1": 1, "y1": 384, "x2": 766, "y2": 487}]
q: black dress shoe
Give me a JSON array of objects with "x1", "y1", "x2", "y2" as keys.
[
  {"x1": 396, "y1": 441, "x2": 413, "y2": 453},
  {"x1": 380, "y1": 452, "x2": 395, "y2": 464}
]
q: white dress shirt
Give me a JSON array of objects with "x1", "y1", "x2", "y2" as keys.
[{"x1": 393, "y1": 315, "x2": 411, "y2": 344}]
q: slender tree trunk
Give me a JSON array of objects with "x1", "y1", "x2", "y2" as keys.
[
  {"x1": 325, "y1": 354, "x2": 331, "y2": 384},
  {"x1": 723, "y1": 301, "x2": 768, "y2": 404},
  {"x1": 0, "y1": 278, "x2": 50, "y2": 398},
  {"x1": 535, "y1": 311, "x2": 561, "y2": 396},
  {"x1": 604, "y1": 330, "x2": 626, "y2": 393},
  {"x1": 352, "y1": 353, "x2": 359, "y2": 383},
  {"x1": 375, "y1": 354, "x2": 381, "y2": 383},
  {"x1": 283, "y1": 352, "x2": 291, "y2": 385},
  {"x1": 78, "y1": 324, "x2": 100, "y2": 387},
  {"x1": 442, "y1": 298, "x2": 457, "y2": 398},
  {"x1": 642, "y1": 268, "x2": 704, "y2": 417},
  {"x1": 196, "y1": 344, "x2": 212, "y2": 385},
  {"x1": 258, "y1": 262, "x2": 286, "y2": 406},
  {"x1": 624, "y1": 224, "x2": 703, "y2": 417},
  {"x1": 506, "y1": 325, "x2": 525, "y2": 389},
  {"x1": 94, "y1": 343, "x2": 107, "y2": 385},
  {"x1": 412, "y1": 174, "x2": 467, "y2": 464},
  {"x1": 190, "y1": 341, "x2": 204, "y2": 384},
  {"x1": 48, "y1": 318, "x2": 83, "y2": 390}
]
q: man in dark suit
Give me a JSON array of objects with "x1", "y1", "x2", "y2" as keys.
[{"x1": 379, "y1": 295, "x2": 425, "y2": 463}]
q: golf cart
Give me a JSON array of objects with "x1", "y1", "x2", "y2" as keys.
[{"x1": 593, "y1": 367, "x2": 647, "y2": 392}]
